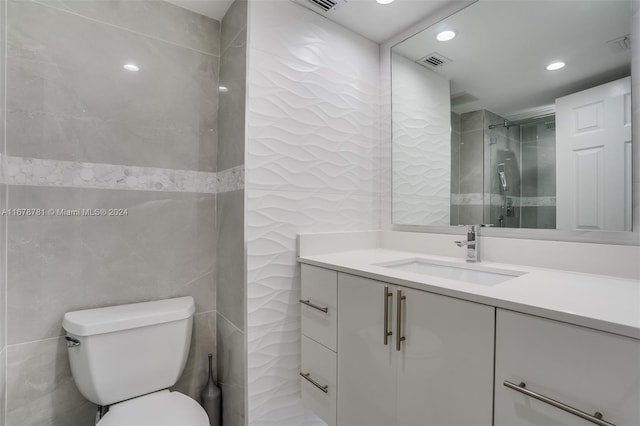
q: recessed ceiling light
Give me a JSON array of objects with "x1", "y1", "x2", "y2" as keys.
[
  {"x1": 123, "y1": 63, "x2": 140, "y2": 72},
  {"x1": 376, "y1": 0, "x2": 394, "y2": 4},
  {"x1": 546, "y1": 61, "x2": 565, "y2": 71},
  {"x1": 436, "y1": 30, "x2": 456, "y2": 42}
]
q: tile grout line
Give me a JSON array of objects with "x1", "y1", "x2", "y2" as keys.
[
  {"x1": 29, "y1": 0, "x2": 222, "y2": 59},
  {"x1": 217, "y1": 310, "x2": 244, "y2": 335},
  {"x1": 3, "y1": 0, "x2": 7, "y2": 421},
  {"x1": 220, "y1": 22, "x2": 248, "y2": 58}
]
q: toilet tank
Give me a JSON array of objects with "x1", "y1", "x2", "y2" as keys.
[{"x1": 63, "y1": 297, "x2": 195, "y2": 406}]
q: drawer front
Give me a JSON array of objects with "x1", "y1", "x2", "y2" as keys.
[
  {"x1": 301, "y1": 264, "x2": 337, "y2": 351},
  {"x1": 495, "y1": 309, "x2": 640, "y2": 426},
  {"x1": 301, "y1": 335, "x2": 337, "y2": 426}
]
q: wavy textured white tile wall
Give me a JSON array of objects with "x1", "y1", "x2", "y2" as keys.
[
  {"x1": 392, "y1": 54, "x2": 450, "y2": 225},
  {"x1": 246, "y1": 1, "x2": 380, "y2": 424}
]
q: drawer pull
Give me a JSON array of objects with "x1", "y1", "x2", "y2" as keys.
[
  {"x1": 383, "y1": 286, "x2": 393, "y2": 345},
  {"x1": 503, "y1": 381, "x2": 615, "y2": 426},
  {"x1": 300, "y1": 299, "x2": 328, "y2": 313},
  {"x1": 300, "y1": 372, "x2": 329, "y2": 393},
  {"x1": 396, "y1": 289, "x2": 406, "y2": 351}
]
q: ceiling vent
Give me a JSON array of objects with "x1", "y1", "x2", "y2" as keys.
[
  {"x1": 308, "y1": 0, "x2": 337, "y2": 12},
  {"x1": 416, "y1": 52, "x2": 452, "y2": 69},
  {"x1": 292, "y1": 0, "x2": 346, "y2": 13},
  {"x1": 607, "y1": 35, "x2": 631, "y2": 53}
]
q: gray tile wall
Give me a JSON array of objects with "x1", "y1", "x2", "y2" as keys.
[
  {"x1": 2, "y1": 1, "x2": 221, "y2": 425},
  {"x1": 450, "y1": 112, "x2": 461, "y2": 225},
  {"x1": 457, "y1": 110, "x2": 484, "y2": 224},
  {"x1": 520, "y1": 118, "x2": 556, "y2": 229},
  {"x1": 216, "y1": 1, "x2": 247, "y2": 425},
  {"x1": 218, "y1": 0, "x2": 247, "y2": 172},
  {"x1": 1, "y1": 0, "x2": 6, "y2": 423},
  {"x1": 7, "y1": 0, "x2": 219, "y2": 172}
]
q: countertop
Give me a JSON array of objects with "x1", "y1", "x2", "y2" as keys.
[{"x1": 298, "y1": 249, "x2": 640, "y2": 340}]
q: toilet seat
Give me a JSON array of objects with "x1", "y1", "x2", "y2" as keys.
[{"x1": 97, "y1": 390, "x2": 210, "y2": 426}]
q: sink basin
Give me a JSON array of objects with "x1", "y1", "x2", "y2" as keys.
[{"x1": 375, "y1": 258, "x2": 524, "y2": 285}]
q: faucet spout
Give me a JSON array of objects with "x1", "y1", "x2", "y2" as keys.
[{"x1": 454, "y1": 225, "x2": 479, "y2": 262}]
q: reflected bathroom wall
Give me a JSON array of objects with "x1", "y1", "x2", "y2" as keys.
[
  {"x1": 520, "y1": 118, "x2": 557, "y2": 229},
  {"x1": 451, "y1": 110, "x2": 484, "y2": 225},
  {"x1": 392, "y1": 53, "x2": 451, "y2": 226}
]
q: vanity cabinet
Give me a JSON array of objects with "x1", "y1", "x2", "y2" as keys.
[
  {"x1": 300, "y1": 265, "x2": 338, "y2": 425},
  {"x1": 336, "y1": 273, "x2": 494, "y2": 426},
  {"x1": 495, "y1": 309, "x2": 640, "y2": 426}
]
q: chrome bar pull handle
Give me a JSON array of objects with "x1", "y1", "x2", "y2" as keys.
[
  {"x1": 299, "y1": 299, "x2": 328, "y2": 313},
  {"x1": 300, "y1": 372, "x2": 328, "y2": 394},
  {"x1": 383, "y1": 286, "x2": 393, "y2": 345},
  {"x1": 503, "y1": 381, "x2": 615, "y2": 426},
  {"x1": 396, "y1": 289, "x2": 406, "y2": 351}
]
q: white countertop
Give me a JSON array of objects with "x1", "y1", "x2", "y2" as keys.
[{"x1": 298, "y1": 248, "x2": 640, "y2": 340}]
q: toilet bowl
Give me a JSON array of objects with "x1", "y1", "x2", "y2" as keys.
[
  {"x1": 63, "y1": 297, "x2": 210, "y2": 425},
  {"x1": 97, "y1": 390, "x2": 209, "y2": 426}
]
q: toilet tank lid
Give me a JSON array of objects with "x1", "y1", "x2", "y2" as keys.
[{"x1": 63, "y1": 297, "x2": 195, "y2": 336}]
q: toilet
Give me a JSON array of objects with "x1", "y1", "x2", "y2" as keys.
[{"x1": 62, "y1": 296, "x2": 210, "y2": 426}]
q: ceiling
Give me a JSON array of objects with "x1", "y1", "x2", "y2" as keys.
[
  {"x1": 292, "y1": 0, "x2": 461, "y2": 44},
  {"x1": 166, "y1": 0, "x2": 233, "y2": 20},
  {"x1": 392, "y1": 0, "x2": 632, "y2": 119}
]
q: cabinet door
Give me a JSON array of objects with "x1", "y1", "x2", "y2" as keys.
[
  {"x1": 495, "y1": 309, "x2": 640, "y2": 426},
  {"x1": 396, "y1": 287, "x2": 494, "y2": 426},
  {"x1": 337, "y1": 274, "x2": 397, "y2": 426}
]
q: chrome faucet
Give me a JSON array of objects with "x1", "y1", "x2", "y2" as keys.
[{"x1": 454, "y1": 225, "x2": 479, "y2": 263}]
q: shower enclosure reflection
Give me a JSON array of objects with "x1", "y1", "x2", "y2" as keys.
[{"x1": 451, "y1": 111, "x2": 557, "y2": 229}]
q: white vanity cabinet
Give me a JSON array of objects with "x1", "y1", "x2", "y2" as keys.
[
  {"x1": 336, "y1": 273, "x2": 495, "y2": 426},
  {"x1": 495, "y1": 309, "x2": 640, "y2": 426},
  {"x1": 300, "y1": 264, "x2": 338, "y2": 425}
]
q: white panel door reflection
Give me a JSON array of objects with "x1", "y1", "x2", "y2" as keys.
[{"x1": 556, "y1": 76, "x2": 632, "y2": 231}]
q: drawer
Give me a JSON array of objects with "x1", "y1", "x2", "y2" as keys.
[
  {"x1": 495, "y1": 309, "x2": 640, "y2": 426},
  {"x1": 301, "y1": 335, "x2": 337, "y2": 426},
  {"x1": 301, "y1": 264, "x2": 337, "y2": 351}
]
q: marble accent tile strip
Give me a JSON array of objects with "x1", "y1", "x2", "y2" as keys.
[
  {"x1": 1, "y1": 155, "x2": 244, "y2": 194},
  {"x1": 217, "y1": 165, "x2": 245, "y2": 193},
  {"x1": 451, "y1": 193, "x2": 557, "y2": 207}
]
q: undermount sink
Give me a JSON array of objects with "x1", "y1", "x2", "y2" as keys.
[{"x1": 375, "y1": 258, "x2": 525, "y2": 285}]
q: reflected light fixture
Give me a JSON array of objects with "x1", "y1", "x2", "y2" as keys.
[
  {"x1": 376, "y1": 0, "x2": 395, "y2": 4},
  {"x1": 436, "y1": 30, "x2": 456, "y2": 42},
  {"x1": 546, "y1": 61, "x2": 565, "y2": 71},
  {"x1": 123, "y1": 63, "x2": 140, "y2": 72},
  {"x1": 218, "y1": 86, "x2": 229, "y2": 92}
]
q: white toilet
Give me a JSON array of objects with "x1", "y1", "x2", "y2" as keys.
[{"x1": 62, "y1": 296, "x2": 210, "y2": 426}]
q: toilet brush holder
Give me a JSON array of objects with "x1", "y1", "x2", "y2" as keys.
[{"x1": 200, "y1": 353, "x2": 222, "y2": 426}]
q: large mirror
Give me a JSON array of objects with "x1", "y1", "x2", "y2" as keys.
[{"x1": 391, "y1": 0, "x2": 632, "y2": 232}]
